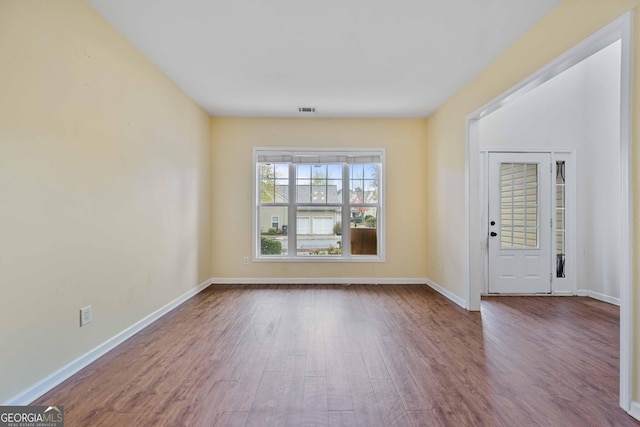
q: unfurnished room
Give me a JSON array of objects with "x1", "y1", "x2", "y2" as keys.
[{"x1": 2, "y1": 0, "x2": 640, "y2": 426}]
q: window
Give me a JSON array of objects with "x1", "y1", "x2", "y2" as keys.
[
  {"x1": 499, "y1": 162, "x2": 539, "y2": 249},
  {"x1": 255, "y1": 148, "x2": 384, "y2": 261},
  {"x1": 556, "y1": 160, "x2": 566, "y2": 278}
]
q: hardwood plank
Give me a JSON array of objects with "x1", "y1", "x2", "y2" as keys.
[
  {"x1": 371, "y1": 379, "x2": 414, "y2": 427},
  {"x1": 305, "y1": 323, "x2": 325, "y2": 377},
  {"x1": 224, "y1": 294, "x2": 281, "y2": 412},
  {"x1": 344, "y1": 351, "x2": 384, "y2": 427},
  {"x1": 273, "y1": 354, "x2": 306, "y2": 426},
  {"x1": 213, "y1": 411, "x2": 248, "y2": 427},
  {"x1": 324, "y1": 333, "x2": 353, "y2": 412},
  {"x1": 406, "y1": 410, "x2": 449, "y2": 427},
  {"x1": 302, "y1": 376, "x2": 328, "y2": 426},
  {"x1": 328, "y1": 411, "x2": 357, "y2": 427},
  {"x1": 93, "y1": 411, "x2": 139, "y2": 427},
  {"x1": 376, "y1": 336, "x2": 430, "y2": 411},
  {"x1": 245, "y1": 371, "x2": 284, "y2": 427},
  {"x1": 189, "y1": 380, "x2": 236, "y2": 427}
]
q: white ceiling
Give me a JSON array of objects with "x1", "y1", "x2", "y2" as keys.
[{"x1": 86, "y1": 0, "x2": 562, "y2": 118}]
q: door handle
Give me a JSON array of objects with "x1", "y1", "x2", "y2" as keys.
[{"x1": 490, "y1": 232, "x2": 497, "y2": 237}]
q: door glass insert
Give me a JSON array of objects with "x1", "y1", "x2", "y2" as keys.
[{"x1": 500, "y1": 163, "x2": 539, "y2": 249}]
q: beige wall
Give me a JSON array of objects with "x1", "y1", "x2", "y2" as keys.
[
  {"x1": 0, "y1": 0, "x2": 210, "y2": 402},
  {"x1": 210, "y1": 117, "x2": 428, "y2": 279},
  {"x1": 424, "y1": 0, "x2": 639, "y2": 402}
]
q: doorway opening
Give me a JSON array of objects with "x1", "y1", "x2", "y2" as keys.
[{"x1": 465, "y1": 13, "x2": 632, "y2": 410}]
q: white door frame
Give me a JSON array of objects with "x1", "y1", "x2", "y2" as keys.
[{"x1": 464, "y1": 13, "x2": 633, "y2": 411}]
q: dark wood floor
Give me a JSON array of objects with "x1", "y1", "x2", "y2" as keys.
[{"x1": 34, "y1": 284, "x2": 638, "y2": 426}]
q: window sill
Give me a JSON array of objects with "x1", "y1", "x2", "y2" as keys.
[{"x1": 253, "y1": 255, "x2": 385, "y2": 263}]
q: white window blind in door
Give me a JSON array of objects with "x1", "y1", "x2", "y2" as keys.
[{"x1": 500, "y1": 162, "x2": 539, "y2": 249}]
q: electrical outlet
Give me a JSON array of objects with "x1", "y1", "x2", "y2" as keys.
[
  {"x1": 437, "y1": 262, "x2": 443, "y2": 272},
  {"x1": 80, "y1": 306, "x2": 92, "y2": 327},
  {"x1": 243, "y1": 256, "x2": 249, "y2": 265}
]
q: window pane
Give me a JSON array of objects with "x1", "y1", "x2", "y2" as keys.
[
  {"x1": 350, "y1": 206, "x2": 377, "y2": 228},
  {"x1": 556, "y1": 231, "x2": 565, "y2": 254},
  {"x1": 297, "y1": 164, "x2": 342, "y2": 204},
  {"x1": 296, "y1": 207, "x2": 342, "y2": 256},
  {"x1": 500, "y1": 162, "x2": 538, "y2": 249},
  {"x1": 512, "y1": 207, "x2": 525, "y2": 223},
  {"x1": 556, "y1": 252, "x2": 566, "y2": 278},
  {"x1": 500, "y1": 227, "x2": 512, "y2": 247},
  {"x1": 525, "y1": 185, "x2": 537, "y2": 204},
  {"x1": 350, "y1": 207, "x2": 377, "y2": 255},
  {"x1": 556, "y1": 209, "x2": 565, "y2": 230},
  {"x1": 311, "y1": 185, "x2": 327, "y2": 203},
  {"x1": 501, "y1": 207, "x2": 512, "y2": 226},
  {"x1": 328, "y1": 164, "x2": 342, "y2": 179},
  {"x1": 298, "y1": 165, "x2": 311, "y2": 180},
  {"x1": 512, "y1": 186, "x2": 525, "y2": 204},
  {"x1": 312, "y1": 164, "x2": 327, "y2": 179},
  {"x1": 328, "y1": 180, "x2": 342, "y2": 203},
  {"x1": 259, "y1": 206, "x2": 288, "y2": 256},
  {"x1": 556, "y1": 184, "x2": 565, "y2": 208},
  {"x1": 364, "y1": 164, "x2": 378, "y2": 180},
  {"x1": 351, "y1": 164, "x2": 364, "y2": 179},
  {"x1": 525, "y1": 227, "x2": 538, "y2": 248},
  {"x1": 556, "y1": 161, "x2": 565, "y2": 184},
  {"x1": 364, "y1": 180, "x2": 378, "y2": 203},
  {"x1": 350, "y1": 164, "x2": 379, "y2": 204},
  {"x1": 512, "y1": 227, "x2": 526, "y2": 249},
  {"x1": 259, "y1": 163, "x2": 289, "y2": 203},
  {"x1": 350, "y1": 182, "x2": 364, "y2": 203}
]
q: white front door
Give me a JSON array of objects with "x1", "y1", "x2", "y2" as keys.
[{"x1": 488, "y1": 152, "x2": 551, "y2": 294}]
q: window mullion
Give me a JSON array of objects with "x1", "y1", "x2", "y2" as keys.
[
  {"x1": 288, "y1": 163, "x2": 296, "y2": 258},
  {"x1": 342, "y1": 163, "x2": 351, "y2": 257}
]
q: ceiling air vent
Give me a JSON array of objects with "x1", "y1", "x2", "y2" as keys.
[{"x1": 298, "y1": 107, "x2": 317, "y2": 113}]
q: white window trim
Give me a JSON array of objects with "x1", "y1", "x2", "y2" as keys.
[{"x1": 253, "y1": 147, "x2": 386, "y2": 262}]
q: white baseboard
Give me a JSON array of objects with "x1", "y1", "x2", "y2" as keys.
[
  {"x1": 424, "y1": 278, "x2": 466, "y2": 309},
  {"x1": 576, "y1": 289, "x2": 621, "y2": 306},
  {"x1": 3, "y1": 278, "x2": 213, "y2": 406},
  {"x1": 210, "y1": 277, "x2": 467, "y2": 309},
  {"x1": 629, "y1": 401, "x2": 640, "y2": 421},
  {"x1": 210, "y1": 277, "x2": 429, "y2": 285}
]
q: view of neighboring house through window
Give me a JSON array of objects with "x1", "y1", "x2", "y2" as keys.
[{"x1": 255, "y1": 149, "x2": 384, "y2": 260}]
